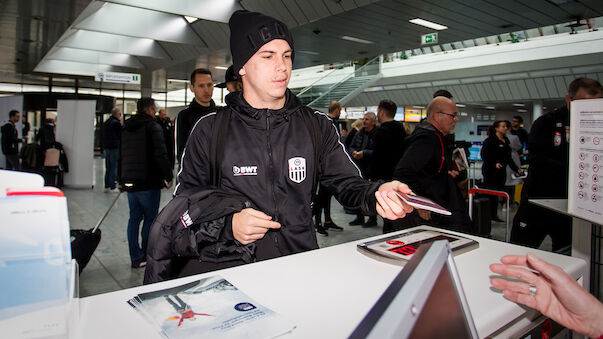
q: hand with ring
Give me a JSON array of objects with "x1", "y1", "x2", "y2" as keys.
[{"x1": 490, "y1": 253, "x2": 603, "y2": 338}]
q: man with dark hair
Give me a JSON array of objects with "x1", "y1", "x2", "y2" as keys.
[
  {"x1": 102, "y1": 107, "x2": 122, "y2": 193},
  {"x1": 120, "y1": 97, "x2": 173, "y2": 268},
  {"x1": 433, "y1": 89, "x2": 453, "y2": 99},
  {"x1": 511, "y1": 77, "x2": 602, "y2": 251},
  {"x1": 510, "y1": 115, "x2": 529, "y2": 153},
  {"x1": 394, "y1": 96, "x2": 471, "y2": 233},
  {"x1": 2, "y1": 110, "x2": 22, "y2": 170},
  {"x1": 371, "y1": 100, "x2": 407, "y2": 232},
  {"x1": 176, "y1": 68, "x2": 216, "y2": 161},
  {"x1": 215, "y1": 65, "x2": 243, "y2": 93},
  {"x1": 145, "y1": 10, "x2": 413, "y2": 282}
]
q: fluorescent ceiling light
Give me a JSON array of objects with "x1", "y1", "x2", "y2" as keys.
[
  {"x1": 215, "y1": 66, "x2": 229, "y2": 70},
  {"x1": 513, "y1": 103, "x2": 525, "y2": 107},
  {"x1": 485, "y1": 106, "x2": 496, "y2": 110},
  {"x1": 168, "y1": 78, "x2": 188, "y2": 83},
  {"x1": 341, "y1": 36, "x2": 374, "y2": 44},
  {"x1": 456, "y1": 104, "x2": 466, "y2": 107},
  {"x1": 297, "y1": 50, "x2": 320, "y2": 55},
  {"x1": 184, "y1": 16, "x2": 198, "y2": 23},
  {"x1": 517, "y1": 109, "x2": 528, "y2": 112},
  {"x1": 409, "y1": 18, "x2": 448, "y2": 30}
]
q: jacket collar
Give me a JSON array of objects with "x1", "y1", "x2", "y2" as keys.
[
  {"x1": 188, "y1": 98, "x2": 216, "y2": 112},
  {"x1": 225, "y1": 89, "x2": 302, "y2": 121}
]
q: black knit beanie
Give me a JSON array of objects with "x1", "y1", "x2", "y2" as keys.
[{"x1": 229, "y1": 10, "x2": 295, "y2": 75}]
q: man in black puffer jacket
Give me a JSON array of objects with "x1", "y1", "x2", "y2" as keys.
[
  {"x1": 144, "y1": 10, "x2": 415, "y2": 283},
  {"x1": 119, "y1": 97, "x2": 173, "y2": 268}
]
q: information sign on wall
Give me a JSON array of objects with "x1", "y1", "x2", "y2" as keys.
[
  {"x1": 568, "y1": 98, "x2": 603, "y2": 225},
  {"x1": 95, "y1": 71, "x2": 141, "y2": 84}
]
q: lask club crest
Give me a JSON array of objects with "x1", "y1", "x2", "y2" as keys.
[{"x1": 288, "y1": 157, "x2": 306, "y2": 183}]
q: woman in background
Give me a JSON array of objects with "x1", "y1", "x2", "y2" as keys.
[{"x1": 481, "y1": 120, "x2": 522, "y2": 222}]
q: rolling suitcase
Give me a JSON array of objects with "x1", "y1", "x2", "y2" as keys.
[
  {"x1": 469, "y1": 196, "x2": 491, "y2": 237},
  {"x1": 70, "y1": 191, "x2": 121, "y2": 273}
]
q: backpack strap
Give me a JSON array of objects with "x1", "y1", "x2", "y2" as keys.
[
  {"x1": 209, "y1": 107, "x2": 231, "y2": 187},
  {"x1": 434, "y1": 132, "x2": 445, "y2": 173},
  {"x1": 300, "y1": 106, "x2": 323, "y2": 199}
]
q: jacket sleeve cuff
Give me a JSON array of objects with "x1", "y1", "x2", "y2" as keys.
[{"x1": 222, "y1": 213, "x2": 235, "y2": 242}]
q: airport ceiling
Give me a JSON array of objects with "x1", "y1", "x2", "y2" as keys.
[{"x1": 1, "y1": 0, "x2": 603, "y2": 91}]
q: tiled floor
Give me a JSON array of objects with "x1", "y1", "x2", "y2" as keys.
[{"x1": 68, "y1": 158, "x2": 548, "y2": 297}]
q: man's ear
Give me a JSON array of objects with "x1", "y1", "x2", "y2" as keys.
[
  {"x1": 189, "y1": 84, "x2": 194, "y2": 92},
  {"x1": 239, "y1": 67, "x2": 246, "y2": 77}
]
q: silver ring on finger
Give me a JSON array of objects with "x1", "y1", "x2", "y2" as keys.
[{"x1": 529, "y1": 285, "x2": 537, "y2": 295}]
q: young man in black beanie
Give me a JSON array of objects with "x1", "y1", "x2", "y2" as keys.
[{"x1": 145, "y1": 10, "x2": 414, "y2": 282}]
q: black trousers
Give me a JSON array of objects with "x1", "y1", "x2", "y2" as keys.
[
  {"x1": 313, "y1": 185, "x2": 333, "y2": 225},
  {"x1": 5, "y1": 154, "x2": 20, "y2": 170},
  {"x1": 511, "y1": 198, "x2": 571, "y2": 251}
]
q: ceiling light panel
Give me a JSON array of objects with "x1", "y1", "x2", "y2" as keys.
[
  {"x1": 46, "y1": 47, "x2": 143, "y2": 68},
  {"x1": 341, "y1": 36, "x2": 374, "y2": 44},
  {"x1": 409, "y1": 18, "x2": 448, "y2": 30},
  {"x1": 34, "y1": 60, "x2": 113, "y2": 77},
  {"x1": 104, "y1": 0, "x2": 241, "y2": 23},
  {"x1": 58, "y1": 30, "x2": 169, "y2": 59},
  {"x1": 74, "y1": 3, "x2": 204, "y2": 45}
]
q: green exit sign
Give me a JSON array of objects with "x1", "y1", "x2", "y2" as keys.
[{"x1": 421, "y1": 33, "x2": 438, "y2": 45}]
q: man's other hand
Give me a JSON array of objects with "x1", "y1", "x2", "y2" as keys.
[
  {"x1": 232, "y1": 208, "x2": 281, "y2": 245},
  {"x1": 375, "y1": 180, "x2": 414, "y2": 220}
]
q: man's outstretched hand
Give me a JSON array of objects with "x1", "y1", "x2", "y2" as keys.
[{"x1": 375, "y1": 180, "x2": 414, "y2": 220}]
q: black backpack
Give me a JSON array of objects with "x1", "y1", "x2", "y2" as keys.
[{"x1": 209, "y1": 106, "x2": 323, "y2": 198}]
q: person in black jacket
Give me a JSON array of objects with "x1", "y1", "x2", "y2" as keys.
[
  {"x1": 511, "y1": 78, "x2": 602, "y2": 251},
  {"x1": 371, "y1": 100, "x2": 407, "y2": 233},
  {"x1": 36, "y1": 117, "x2": 56, "y2": 151},
  {"x1": 480, "y1": 120, "x2": 522, "y2": 222},
  {"x1": 101, "y1": 108, "x2": 122, "y2": 192},
  {"x1": 145, "y1": 10, "x2": 414, "y2": 282},
  {"x1": 348, "y1": 112, "x2": 378, "y2": 227},
  {"x1": 313, "y1": 100, "x2": 345, "y2": 236},
  {"x1": 119, "y1": 98, "x2": 174, "y2": 268},
  {"x1": 157, "y1": 108, "x2": 175, "y2": 169},
  {"x1": 393, "y1": 96, "x2": 471, "y2": 233},
  {"x1": 176, "y1": 68, "x2": 216, "y2": 162},
  {"x1": 1, "y1": 110, "x2": 22, "y2": 170}
]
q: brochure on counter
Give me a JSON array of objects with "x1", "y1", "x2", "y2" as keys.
[
  {"x1": 127, "y1": 276, "x2": 295, "y2": 339},
  {"x1": 357, "y1": 228, "x2": 478, "y2": 265}
]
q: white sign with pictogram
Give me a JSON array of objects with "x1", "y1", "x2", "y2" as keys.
[{"x1": 568, "y1": 98, "x2": 603, "y2": 224}]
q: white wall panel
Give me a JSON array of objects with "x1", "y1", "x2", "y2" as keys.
[{"x1": 56, "y1": 100, "x2": 95, "y2": 188}]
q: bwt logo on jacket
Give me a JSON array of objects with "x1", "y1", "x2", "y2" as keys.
[{"x1": 233, "y1": 165, "x2": 258, "y2": 176}]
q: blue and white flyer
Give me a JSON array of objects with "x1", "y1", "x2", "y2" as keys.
[{"x1": 127, "y1": 276, "x2": 295, "y2": 338}]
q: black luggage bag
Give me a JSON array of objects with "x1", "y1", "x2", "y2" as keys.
[
  {"x1": 470, "y1": 196, "x2": 492, "y2": 237},
  {"x1": 70, "y1": 191, "x2": 121, "y2": 273}
]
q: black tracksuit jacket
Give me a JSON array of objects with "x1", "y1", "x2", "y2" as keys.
[
  {"x1": 176, "y1": 99, "x2": 216, "y2": 161},
  {"x1": 175, "y1": 90, "x2": 380, "y2": 264}
]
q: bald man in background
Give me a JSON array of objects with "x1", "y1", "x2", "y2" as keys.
[{"x1": 392, "y1": 96, "x2": 471, "y2": 233}]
